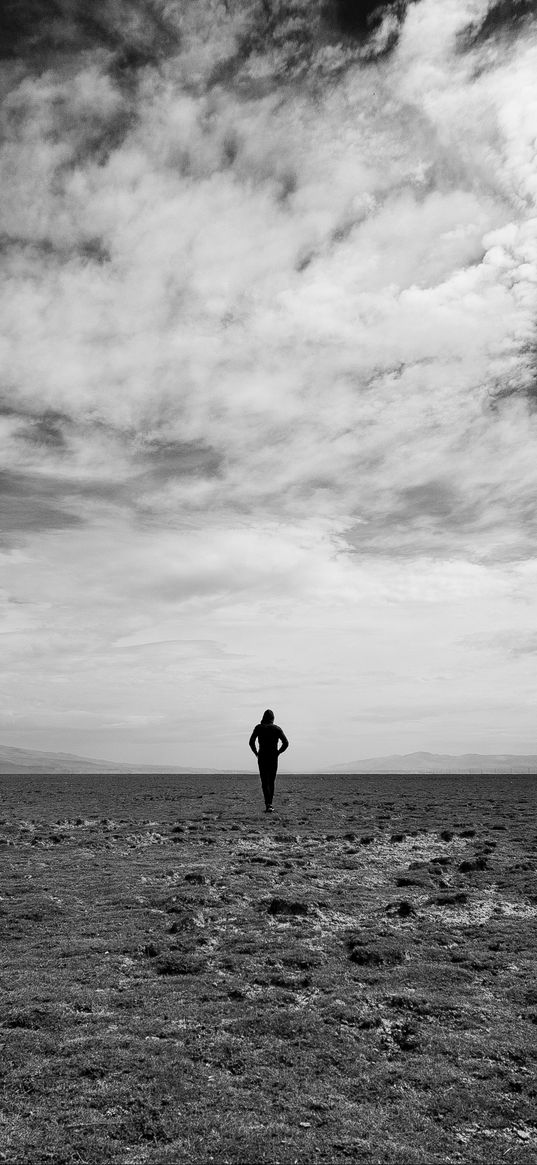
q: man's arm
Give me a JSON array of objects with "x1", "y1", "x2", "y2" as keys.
[
  {"x1": 249, "y1": 727, "x2": 259, "y2": 756},
  {"x1": 278, "y1": 729, "x2": 289, "y2": 755}
]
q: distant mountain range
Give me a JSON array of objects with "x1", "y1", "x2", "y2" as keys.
[
  {"x1": 325, "y1": 751, "x2": 537, "y2": 774},
  {"x1": 0, "y1": 743, "x2": 536, "y2": 775},
  {"x1": 0, "y1": 744, "x2": 220, "y2": 775}
]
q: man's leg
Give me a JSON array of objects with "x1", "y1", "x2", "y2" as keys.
[
  {"x1": 264, "y1": 759, "x2": 277, "y2": 810},
  {"x1": 267, "y1": 762, "x2": 276, "y2": 808},
  {"x1": 258, "y1": 760, "x2": 270, "y2": 808}
]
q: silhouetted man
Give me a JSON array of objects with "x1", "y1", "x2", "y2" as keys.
[{"x1": 249, "y1": 709, "x2": 289, "y2": 813}]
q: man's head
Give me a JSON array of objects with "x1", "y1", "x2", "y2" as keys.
[{"x1": 261, "y1": 709, "x2": 274, "y2": 724}]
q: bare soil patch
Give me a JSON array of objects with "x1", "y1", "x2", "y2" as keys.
[{"x1": 0, "y1": 772, "x2": 536, "y2": 1163}]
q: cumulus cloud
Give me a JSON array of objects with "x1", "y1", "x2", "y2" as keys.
[{"x1": 1, "y1": 0, "x2": 537, "y2": 762}]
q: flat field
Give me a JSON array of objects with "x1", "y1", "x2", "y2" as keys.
[{"x1": 1, "y1": 772, "x2": 536, "y2": 1164}]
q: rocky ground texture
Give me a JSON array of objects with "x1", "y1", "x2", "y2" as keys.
[{"x1": 1, "y1": 772, "x2": 536, "y2": 1163}]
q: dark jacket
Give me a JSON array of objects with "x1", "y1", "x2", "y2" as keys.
[{"x1": 249, "y1": 723, "x2": 289, "y2": 758}]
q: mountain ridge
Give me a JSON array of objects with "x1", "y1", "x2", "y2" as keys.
[
  {"x1": 324, "y1": 751, "x2": 537, "y2": 773},
  {"x1": 0, "y1": 743, "x2": 536, "y2": 775},
  {"x1": 0, "y1": 744, "x2": 221, "y2": 775}
]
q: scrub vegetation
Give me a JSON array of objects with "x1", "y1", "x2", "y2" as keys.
[{"x1": 1, "y1": 772, "x2": 536, "y2": 1163}]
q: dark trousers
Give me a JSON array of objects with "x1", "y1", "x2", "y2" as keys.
[{"x1": 258, "y1": 756, "x2": 277, "y2": 807}]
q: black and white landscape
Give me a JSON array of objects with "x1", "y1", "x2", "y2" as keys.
[{"x1": 2, "y1": 2, "x2": 537, "y2": 1162}]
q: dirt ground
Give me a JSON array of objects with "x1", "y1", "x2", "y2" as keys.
[{"x1": 1, "y1": 771, "x2": 536, "y2": 1164}]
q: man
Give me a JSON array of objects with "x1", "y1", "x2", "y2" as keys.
[{"x1": 249, "y1": 709, "x2": 289, "y2": 813}]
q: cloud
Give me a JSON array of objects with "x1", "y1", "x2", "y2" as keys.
[
  {"x1": 1, "y1": 0, "x2": 537, "y2": 761},
  {"x1": 465, "y1": 629, "x2": 537, "y2": 658},
  {"x1": 0, "y1": 469, "x2": 84, "y2": 534},
  {"x1": 459, "y1": 0, "x2": 536, "y2": 48},
  {"x1": 0, "y1": 0, "x2": 181, "y2": 64},
  {"x1": 506, "y1": 634, "x2": 537, "y2": 657}
]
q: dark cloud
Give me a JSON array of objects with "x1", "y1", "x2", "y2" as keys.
[
  {"x1": 2, "y1": 406, "x2": 83, "y2": 458},
  {"x1": 0, "y1": 426, "x2": 223, "y2": 534},
  {"x1": 0, "y1": 470, "x2": 83, "y2": 532},
  {"x1": 358, "y1": 479, "x2": 478, "y2": 544},
  {"x1": 3, "y1": 401, "x2": 58, "y2": 435},
  {"x1": 135, "y1": 440, "x2": 223, "y2": 484},
  {"x1": 397, "y1": 481, "x2": 467, "y2": 521},
  {"x1": 251, "y1": 0, "x2": 412, "y2": 69},
  {"x1": 17, "y1": 410, "x2": 69, "y2": 450},
  {"x1": 0, "y1": 234, "x2": 111, "y2": 264},
  {"x1": 324, "y1": 0, "x2": 407, "y2": 42},
  {"x1": 0, "y1": 0, "x2": 412, "y2": 87},
  {"x1": 344, "y1": 475, "x2": 537, "y2": 561},
  {"x1": 459, "y1": 0, "x2": 536, "y2": 49},
  {"x1": 67, "y1": 107, "x2": 136, "y2": 168},
  {"x1": 0, "y1": 0, "x2": 180, "y2": 65},
  {"x1": 488, "y1": 340, "x2": 537, "y2": 409},
  {"x1": 2, "y1": 398, "x2": 222, "y2": 478},
  {"x1": 1, "y1": 74, "x2": 136, "y2": 173}
]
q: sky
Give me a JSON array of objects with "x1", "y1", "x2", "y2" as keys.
[{"x1": 1, "y1": 0, "x2": 537, "y2": 771}]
